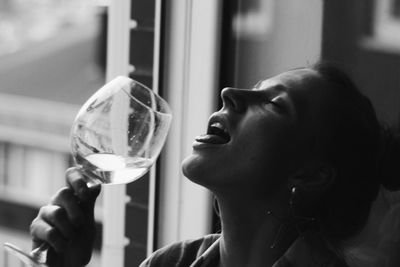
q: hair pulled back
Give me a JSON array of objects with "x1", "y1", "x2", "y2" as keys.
[{"x1": 309, "y1": 62, "x2": 400, "y2": 241}]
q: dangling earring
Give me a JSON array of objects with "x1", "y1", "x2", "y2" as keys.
[
  {"x1": 289, "y1": 186, "x2": 316, "y2": 231},
  {"x1": 289, "y1": 186, "x2": 296, "y2": 207},
  {"x1": 267, "y1": 186, "x2": 316, "y2": 249}
]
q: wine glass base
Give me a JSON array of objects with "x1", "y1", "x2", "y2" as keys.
[{"x1": 4, "y1": 243, "x2": 48, "y2": 267}]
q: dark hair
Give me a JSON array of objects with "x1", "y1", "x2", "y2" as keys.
[{"x1": 308, "y1": 62, "x2": 400, "y2": 241}]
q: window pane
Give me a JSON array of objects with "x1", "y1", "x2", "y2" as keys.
[{"x1": 0, "y1": 1, "x2": 105, "y2": 266}]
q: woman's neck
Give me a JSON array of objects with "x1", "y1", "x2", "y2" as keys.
[{"x1": 215, "y1": 194, "x2": 298, "y2": 267}]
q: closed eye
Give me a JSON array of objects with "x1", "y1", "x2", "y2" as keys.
[
  {"x1": 266, "y1": 97, "x2": 286, "y2": 112},
  {"x1": 269, "y1": 100, "x2": 281, "y2": 107},
  {"x1": 270, "y1": 97, "x2": 284, "y2": 106}
]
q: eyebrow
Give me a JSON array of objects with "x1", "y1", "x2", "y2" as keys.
[{"x1": 254, "y1": 81, "x2": 288, "y2": 93}]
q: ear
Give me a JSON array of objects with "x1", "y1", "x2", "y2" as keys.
[{"x1": 287, "y1": 161, "x2": 336, "y2": 194}]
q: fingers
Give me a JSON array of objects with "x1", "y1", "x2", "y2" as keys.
[
  {"x1": 30, "y1": 213, "x2": 69, "y2": 253},
  {"x1": 50, "y1": 187, "x2": 85, "y2": 227},
  {"x1": 29, "y1": 168, "x2": 101, "y2": 266},
  {"x1": 66, "y1": 168, "x2": 90, "y2": 200},
  {"x1": 66, "y1": 167, "x2": 101, "y2": 203}
]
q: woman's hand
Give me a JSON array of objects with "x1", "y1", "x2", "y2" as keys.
[{"x1": 30, "y1": 167, "x2": 101, "y2": 267}]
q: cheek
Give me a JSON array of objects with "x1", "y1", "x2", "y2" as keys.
[
  {"x1": 236, "y1": 123, "x2": 289, "y2": 161},
  {"x1": 235, "y1": 143, "x2": 277, "y2": 178},
  {"x1": 237, "y1": 124, "x2": 304, "y2": 174}
]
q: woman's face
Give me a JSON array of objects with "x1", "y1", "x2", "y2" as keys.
[{"x1": 182, "y1": 69, "x2": 332, "y2": 196}]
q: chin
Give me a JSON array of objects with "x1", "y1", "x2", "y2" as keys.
[
  {"x1": 181, "y1": 154, "x2": 212, "y2": 186},
  {"x1": 181, "y1": 154, "x2": 199, "y2": 180}
]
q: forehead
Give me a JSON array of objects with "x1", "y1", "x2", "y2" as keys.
[{"x1": 256, "y1": 68, "x2": 320, "y2": 90}]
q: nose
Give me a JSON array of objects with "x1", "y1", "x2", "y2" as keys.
[{"x1": 221, "y1": 87, "x2": 252, "y2": 112}]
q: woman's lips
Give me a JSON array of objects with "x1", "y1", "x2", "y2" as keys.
[
  {"x1": 195, "y1": 134, "x2": 229, "y2": 144},
  {"x1": 194, "y1": 113, "x2": 231, "y2": 147}
]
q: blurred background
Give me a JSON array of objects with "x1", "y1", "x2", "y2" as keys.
[
  {"x1": 0, "y1": 0, "x2": 399, "y2": 266},
  {"x1": 0, "y1": 0, "x2": 106, "y2": 266}
]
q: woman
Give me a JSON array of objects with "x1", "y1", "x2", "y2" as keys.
[{"x1": 30, "y1": 62, "x2": 400, "y2": 267}]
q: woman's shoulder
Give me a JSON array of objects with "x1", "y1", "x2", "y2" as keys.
[{"x1": 139, "y1": 234, "x2": 221, "y2": 267}]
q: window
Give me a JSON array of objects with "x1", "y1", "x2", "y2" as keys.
[
  {"x1": 0, "y1": 1, "x2": 104, "y2": 266},
  {"x1": 373, "y1": 0, "x2": 400, "y2": 47}
]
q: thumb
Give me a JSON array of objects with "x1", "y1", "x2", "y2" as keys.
[
  {"x1": 89, "y1": 184, "x2": 101, "y2": 200},
  {"x1": 81, "y1": 184, "x2": 101, "y2": 215}
]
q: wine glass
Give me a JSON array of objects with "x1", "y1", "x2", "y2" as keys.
[{"x1": 3, "y1": 76, "x2": 172, "y2": 266}]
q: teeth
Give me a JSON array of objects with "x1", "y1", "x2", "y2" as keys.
[
  {"x1": 211, "y1": 122, "x2": 228, "y2": 136},
  {"x1": 208, "y1": 121, "x2": 230, "y2": 141},
  {"x1": 211, "y1": 122, "x2": 225, "y2": 131},
  {"x1": 199, "y1": 118, "x2": 231, "y2": 144}
]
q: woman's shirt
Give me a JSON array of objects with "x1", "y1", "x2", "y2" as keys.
[
  {"x1": 139, "y1": 234, "x2": 348, "y2": 267},
  {"x1": 139, "y1": 234, "x2": 220, "y2": 267}
]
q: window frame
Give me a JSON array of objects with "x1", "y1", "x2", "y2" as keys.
[{"x1": 156, "y1": 0, "x2": 223, "y2": 248}]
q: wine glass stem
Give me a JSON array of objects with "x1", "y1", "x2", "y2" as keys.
[{"x1": 31, "y1": 243, "x2": 49, "y2": 264}]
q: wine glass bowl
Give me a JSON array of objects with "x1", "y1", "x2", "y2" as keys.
[{"x1": 71, "y1": 76, "x2": 172, "y2": 185}]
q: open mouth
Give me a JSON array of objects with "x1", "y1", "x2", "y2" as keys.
[{"x1": 195, "y1": 117, "x2": 231, "y2": 145}]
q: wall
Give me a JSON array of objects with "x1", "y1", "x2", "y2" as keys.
[
  {"x1": 221, "y1": 0, "x2": 323, "y2": 88},
  {"x1": 322, "y1": 0, "x2": 400, "y2": 125}
]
